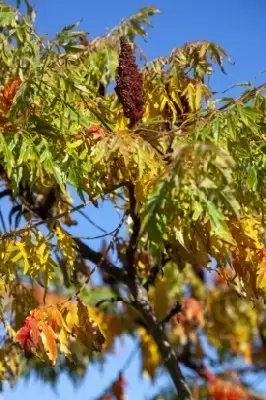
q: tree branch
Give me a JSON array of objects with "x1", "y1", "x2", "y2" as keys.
[
  {"x1": 134, "y1": 299, "x2": 192, "y2": 399},
  {"x1": 124, "y1": 182, "x2": 192, "y2": 399},
  {"x1": 73, "y1": 239, "x2": 127, "y2": 285}
]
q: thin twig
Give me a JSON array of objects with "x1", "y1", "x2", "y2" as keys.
[
  {"x1": 160, "y1": 301, "x2": 182, "y2": 325},
  {"x1": 59, "y1": 199, "x2": 108, "y2": 234},
  {"x1": 0, "y1": 182, "x2": 128, "y2": 240},
  {"x1": 77, "y1": 210, "x2": 108, "y2": 234},
  {"x1": 121, "y1": 341, "x2": 141, "y2": 373},
  {"x1": 71, "y1": 226, "x2": 122, "y2": 241},
  {"x1": 0, "y1": 197, "x2": 97, "y2": 240},
  {"x1": 71, "y1": 210, "x2": 129, "y2": 299},
  {"x1": 0, "y1": 208, "x2": 7, "y2": 234},
  {"x1": 94, "y1": 297, "x2": 126, "y2": 307}
]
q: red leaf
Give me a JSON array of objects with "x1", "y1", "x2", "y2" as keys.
[
  {"x1": 15, "y1": 315, "x2": 40, "y2": 355},
  {"x1": 87, "y1": 124, "x2": 107, "y2": 141},
  {"x1": 1, "y1": 78, "x2": 21, "y2": 109},
  {"x1": 111, "y1": 372, "x2": 127, "y2": 400}
]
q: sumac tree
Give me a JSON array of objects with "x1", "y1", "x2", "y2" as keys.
[{"x1": 0, "y1": 1, "x2": 266, "y2": 399}]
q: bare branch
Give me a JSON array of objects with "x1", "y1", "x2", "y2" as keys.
[{"x1": 73, "y1": 238, "x2": 126, "y2": 283}]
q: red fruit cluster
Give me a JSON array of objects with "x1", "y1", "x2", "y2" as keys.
[{"x1": 115, "y1": 36, "x2": 144, "y2": 128}]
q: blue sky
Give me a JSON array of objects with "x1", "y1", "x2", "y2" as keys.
[{"x1": 3, "y1": 0, "x2": 266, "y2": 399}]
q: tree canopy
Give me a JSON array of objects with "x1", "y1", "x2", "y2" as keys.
[{"x1": 1, "y1": 1, "x2": 266, "y2": 399}]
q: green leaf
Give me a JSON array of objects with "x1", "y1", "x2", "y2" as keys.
[
  {"x1": 247, "y1": 165, "x2": 258, "y2": 191},
  {"x1": 67, "y1": 139, "x2": 84, "y2": 149},
  {"x1": 226, "y1": 113, "x2": 237, "y2": 140},
  {"x1": 62, "y1": 22, "x2": 81, "y2": 32},
  {"x1": 206, "y1": 201, "x2": 234, "y2": 244},
  {"x1": 192, "y1": 201, "x2": 204, "y2": 221},
  {"x1": 0, "y1": 5, "x2": 17, "y2": 27}
]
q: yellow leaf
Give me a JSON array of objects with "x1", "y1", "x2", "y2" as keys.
[
  {"x1": 77, "y1": 300, "x2": 105, "y2": 352},
  {"x1": 230, "y1": 217, "x2": 262, "y2": 250},
  {"x1": 137, "y1": 260, "x2": 146, "y2": 269},
  {"x1": 0, "y1": 232, "x2": 56, "y2": 284},
  {"x1": 150, "y1": 278, "x2": 169, "y2": 321},
  {"x1": 138, "y1": 327, "x2": 160, "y2": 379},
  {"x1": 48, "y1": 306, "x2": 66, "y2": 330},
  {"x1": 182, "y1": 83, "x2": 195, "y2": 112},
  {"x1": 199, "y1": 41, "x2": 209, "y2": 59},
  {"x1": 10, "y1": 250, "x2": 23, "y2": 264},
  {"x1": 16, "y1": 242, "x2": 30, "y2": 273},
  {"x1": 206, "y1": 289, "x2": 258, "y2": 362},
  {"x1": 58, "y1": 328, "x2": 70, "y2": 357},
  {"x1": 159, "y1": 96, "x2": 167, "y2": 111},
  {"x1": 89, "y1": 307, "x2": 121, "y2": 351},
  {"x1": 257, "y1": 252, "x2": 266, "y2": 290},
  {"x1": 195, "y1": 83, "x2": 202, "y2": 111},
  {"x1": 171, "y1": 90, "x2": 183, "y2": 112},
  {"x1": 55, "y1": 226, "x2": 77, "y2": 273},
  {"x1": 61, "y1": 301, "x2": 79, "y2": 330}
]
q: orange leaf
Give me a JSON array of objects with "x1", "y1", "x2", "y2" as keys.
[
  {"x1": 257, "y1": 249, "x2": 266, "y2": 290},
  {"x1": 39, "y1": 322, "x2": 57, "y2": 364}
]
